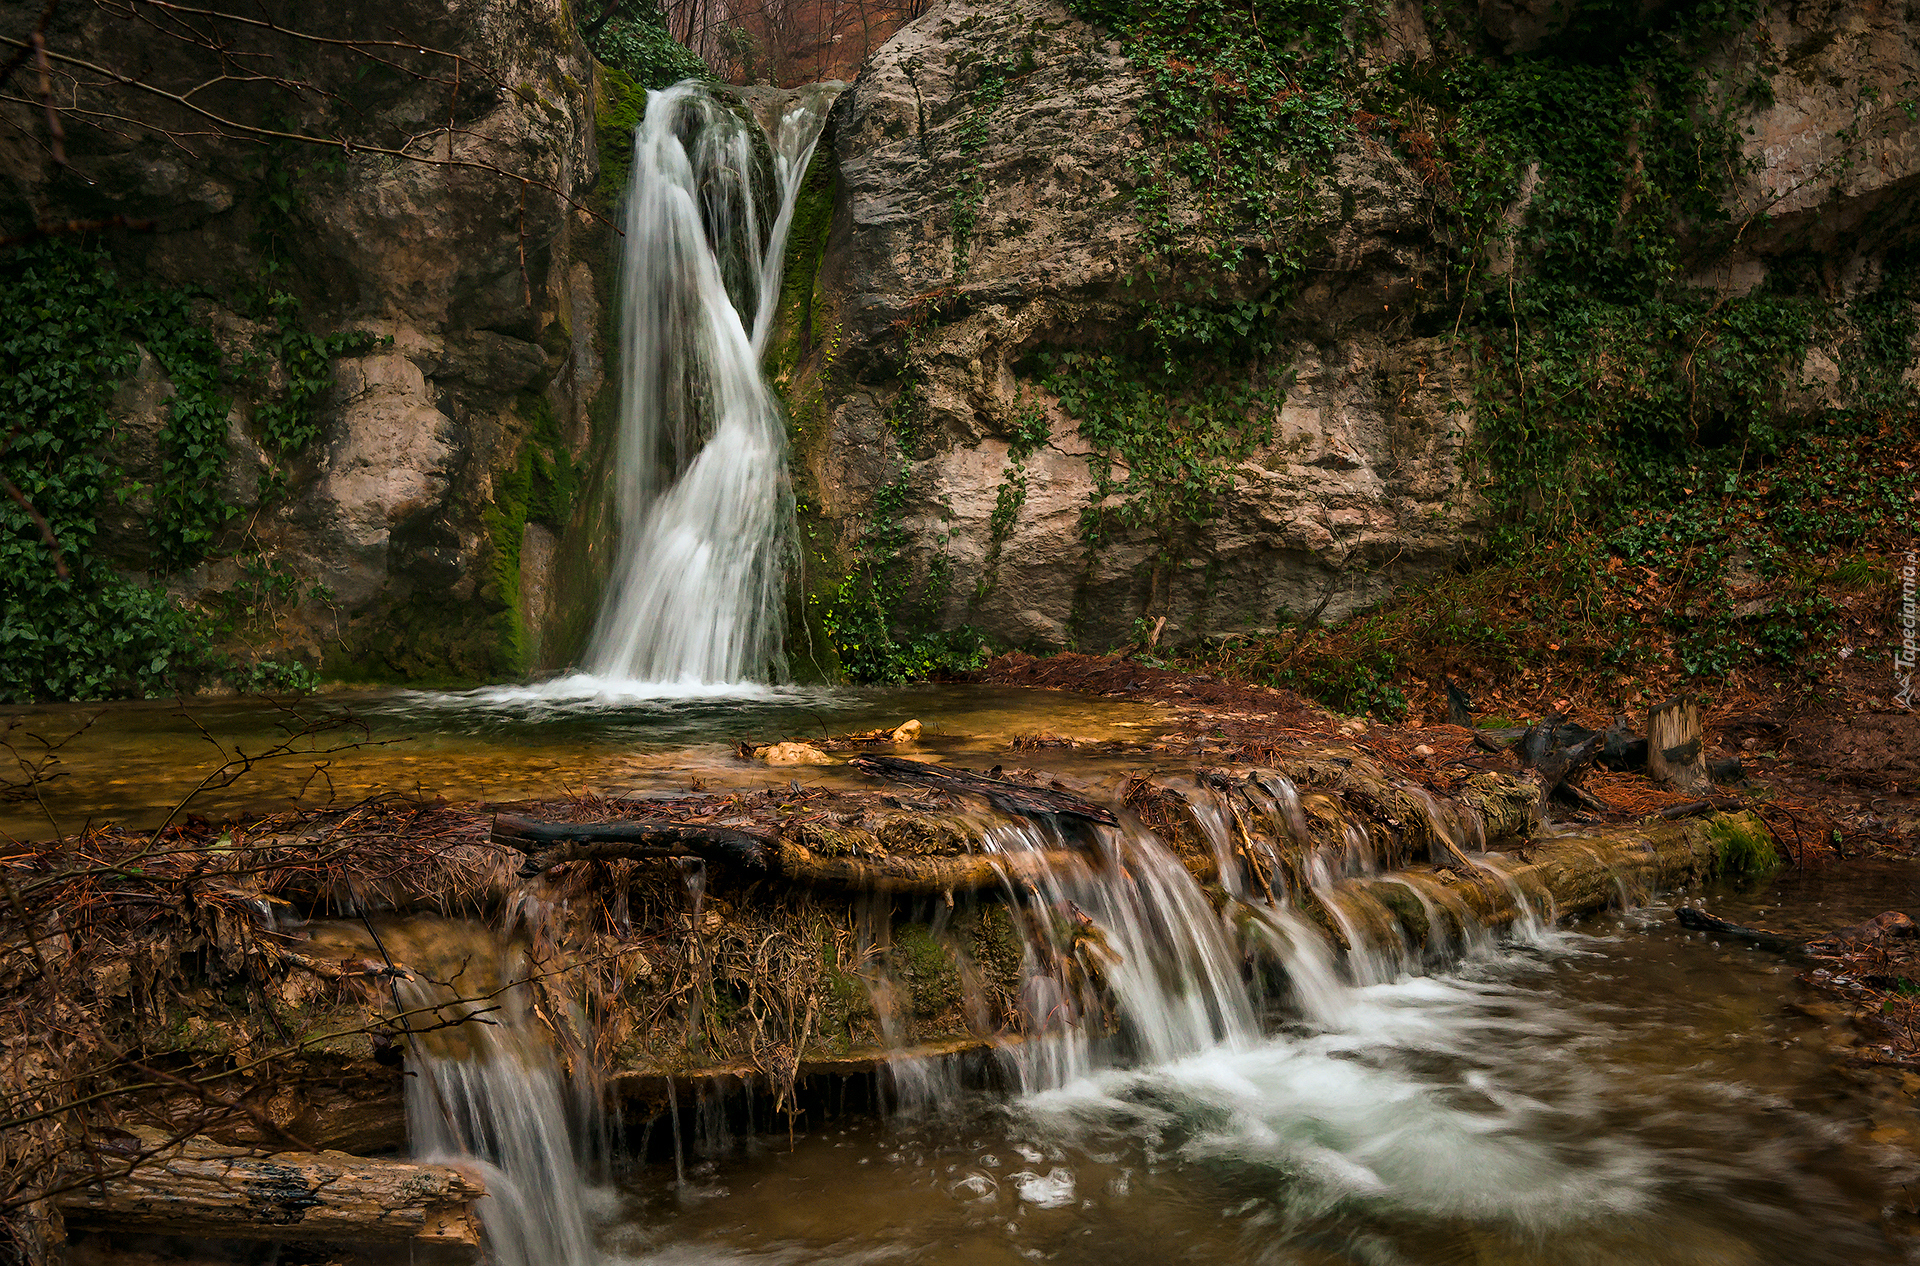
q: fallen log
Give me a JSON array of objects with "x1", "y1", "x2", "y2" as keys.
[
  {"x1": 1674, "y1": 906, "x2": 1916, "y2": 957},
  {"x1": 495, "y1": 814, "x2": 774, "y2": 878},
  {"x1": 850, "y1": 755, "x2": 1120, "y2": 826},
  {"x1": 494, "y1": 813, "x2": 1087, "y2": 896},
  {"x1": 1321, "y1": 811, "x2": 1772, "y2": 953},
  {"x1": 55, "y1": 1133, "x2": 484, "y2": 1251},
  {"x1": 764, "y1": 837, "x2": 1090, "y2": 895},
  {"x1": 1674, "y1": 906, "x2": 1807, "y2": 953}
]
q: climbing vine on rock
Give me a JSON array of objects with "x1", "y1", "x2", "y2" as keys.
[
  {"x1": 1067, "y1": 0, "x2": 1918, "y2": 694},
  {"x1": 0, "y1": 239, "x2": 365, "y2": 702},
  {"x1": 1070, "y1": 0, "x2": 1369, "y2": 275},
  {"x1": 1042, "y1": 349, "x2": 1280, "y2": 556},
  {"x1": 816, "y1": 464, "x2": 988, "y2": 683},
  {"x1": 948, "y1": 62, "x2": 1010, "y2": 277},
  {"x1": 973, "y1": 397, "x2": 1051, "y2": 601}
]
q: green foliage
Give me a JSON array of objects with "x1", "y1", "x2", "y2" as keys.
[
  {"x1": 1042, "y1": 349, "x2": 1278, "y2": 551},
  {"x1": 251, "y1": 290, "x2": 379, "y2": 454},
  {"x1": 973, "y1": 397, "x2": 1051, "y2": 601},
  {"x1": 0, "y1": 239, "x2": 354, "y2": 702},
  {"x1": 0, "y1": 241, "x2": 220, "y2": 700},
  {"x1": 1071, "y1": 0, "x2": 1371, "y2": 271},
  {"x1": 594, "y1": 62, "x2": 650, "y2": 196},
  {"x1": 816, "y1": 471, "x2": 990, "y2": 682},
  {"x1": 588, "y1": 6, "x2": 710, "y2": 92},
  {"x1": 482, "y1": 398, "x2": 580, "y2": 673},
  {"x1": 136, "y1": 288, "x2": 237, "y2": 569},
  {"x1": 949, "y1": 63, "x2": 1010, "y2": 277}
]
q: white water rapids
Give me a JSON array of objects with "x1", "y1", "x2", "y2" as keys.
[
  {"x1": 383, "y1": 771, "x2": 1911, "y2": 1265},
  {"x1": 581, "y1": 82, "x2": 839, "y2": 692}
]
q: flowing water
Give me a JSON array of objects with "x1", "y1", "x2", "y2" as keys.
[
  {"x1": 603, "y1": 863, "x2": 1920, "y2": 1266},
  {"x1": 0, "y1": 684, "x2": 1172, "y2": 837},
  {"x1": 302, "y1": 817, "x2": 1920, "y2": 1266},
  {"x1": 582, "y1": 81, "x2": 840, "y2": 690}
]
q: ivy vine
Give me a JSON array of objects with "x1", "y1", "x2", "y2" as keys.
[{"x1": 0, "y1": 238, "x2": 368, "y2": 702}]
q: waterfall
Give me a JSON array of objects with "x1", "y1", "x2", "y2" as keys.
[
  {"x1": 584, "y1": 82, "x2": 841, "y2": 689},
  {"x1": 983, "y1": 816, "x2": 1267, "y2": 1093},
  {"x1": 399, "y1": 961, "x2": 599, "y2": 1266},
  {"x1": 956, "y1": 774, "x2": 1550, "y2": 1096}
]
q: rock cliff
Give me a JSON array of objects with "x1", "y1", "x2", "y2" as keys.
[
  {"x1": 1, "y1": 0, "x2": 613, "y2": 685},
  {"x1": 789, "y1": 0, "x2": 1920, "y2": 659}
]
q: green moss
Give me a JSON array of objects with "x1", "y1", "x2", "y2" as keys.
[
  {"x1": 1367, "y1": 884, "x2": 1430, "y2": 945},
  {"x1": 478, "y1": 397, "x2": 580, "y2": 677},
  {"x1": 594, "y1": 63, "x2": 649, "y2": 199},
  {"x1": 1709, "y1": 815, "x2": 1781, "y2": 880},
  {"x1": 893, "y1": 923, "x2": 963, "y2": 1017},
  {"x1": 965, "y1": 905, "x2": 1025, "y2": 994},
  {"x1": 322, "y1": 592, "x2": 505, "y2": 687},
  {"x1": 815, "y1": 925, "x2": 871, "y2": 1055}
]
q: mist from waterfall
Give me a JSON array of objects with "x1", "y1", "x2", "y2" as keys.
[{"x1": 583, "y1": 82, "x2": 840, "y2": 691}]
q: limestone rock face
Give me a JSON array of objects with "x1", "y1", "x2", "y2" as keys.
[
  {"x1": 1729, "y1": 0, "x2": 1920, "y2": 263},
  {"x1": 0, "y1": 0, "x2": 609, "y2": 680},
  {"x1": 798, "y1": 0, "x2": 1920, "y2": 655},
  {"x1": 803, "y1": 0, "x2": 1474, "y2": 651}
]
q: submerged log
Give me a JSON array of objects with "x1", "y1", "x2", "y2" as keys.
[
  {"x1": 1674, "y1": 906, "x2": 1808, "y2": 953},
  {"x1": 1674, "y1": 906, "x2": 1917, "y2": 957},
  {"x1": 55, "y1": 1134, "x2": 485, "y2": 1251},
  {"x1": 1324, "y1": 811, "x2": 1771, "y2": 952}
]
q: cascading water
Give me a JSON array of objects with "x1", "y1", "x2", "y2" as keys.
[
  {"x1": 398, "y1": 950, "x2": 599, "y2": 1266},
  {"x1": 584, "y1": 83, "x2": 841, "y2": 689},
  {"x1": 984, "y1": 814, "x2": 1265, "y2": 1094}
]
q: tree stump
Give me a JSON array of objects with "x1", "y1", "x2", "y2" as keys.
[{"x1": 1647, "y1": 698, "x2": 1706, "y2": 790}]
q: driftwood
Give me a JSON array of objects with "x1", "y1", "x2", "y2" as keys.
[
  {"x1": 493, "y1": 813, "x2": 1086, "y2": 896},
  {"x1": 55, "y1": 1134, "x2": 484, "y2": 1250},
  {"x1": 1675, "y1": 907, "x2": 1917, "y2": 958},
  {"x1": 849, "y1": 755, "x2": 1119, "y2": 826},
  {"x1": 1675, "y1": 906, "x2": 1808, "y2": 953}
]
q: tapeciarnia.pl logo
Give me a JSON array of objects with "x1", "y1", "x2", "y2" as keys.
[{"x1": 1898, "y1": 551, "x2": 1917, "y2": 708}]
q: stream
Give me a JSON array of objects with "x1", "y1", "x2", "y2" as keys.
[
  {"x1": 604, "y1": 864, "x2": 1920, "y2": 1266},
  {"x1": 19, "y1": 72, "x2": 1919, "y2": 1266},
  {"x1": 0, "y1": 684, "x2": 1172, "y2": 838},
  {"x1": 12, "y1": 687, "x2": 1920, "y2": 1265}
]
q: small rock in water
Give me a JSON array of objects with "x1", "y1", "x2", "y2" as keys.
[
  {"x1": 892, "y1": 719, "x2": 923, "y2": 743},
  {"x1": 760, "y1": 741, "x2": 833, "y2": 766}
]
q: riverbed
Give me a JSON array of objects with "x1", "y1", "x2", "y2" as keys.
[{"x1": 18, "y1": 685, "x2": 1920, "y2": 1264}]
